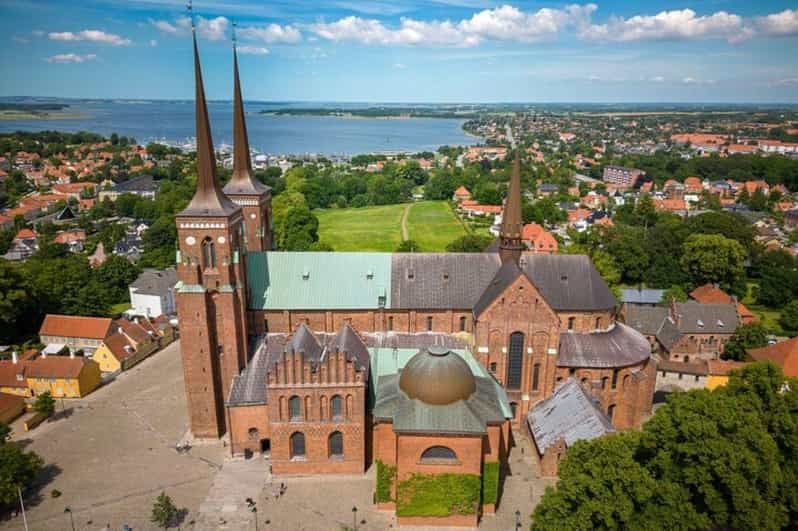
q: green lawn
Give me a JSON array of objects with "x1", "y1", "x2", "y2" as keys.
[
  {"x1": 315, "y1": 203, "x2": 405, "y2": 251},
  {"x1": 407, "y1": 201, "x2": 468, "y2": 251},
  {"x1": 315, "y1": 201, "x2": 467, "y2": 252}
]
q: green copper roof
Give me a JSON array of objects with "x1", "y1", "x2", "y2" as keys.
[
  {"x1": 247, "y1": 251, "x2": 391, "y2": 310},
  {"x1": 368, "y1": 347, "x2": 512, "y2": 419}
]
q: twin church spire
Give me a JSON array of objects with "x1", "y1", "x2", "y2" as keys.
[{"x1": 179, "y1": 16, "x2": 263, "y2": 218}]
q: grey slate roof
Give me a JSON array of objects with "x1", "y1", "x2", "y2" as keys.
[
  {"x1": 620, "y1": 288, "x2": 665, "y2": 305},
  {"x1": 373, "y1": 371, "x2": 507, "y2": 435},
  {"x1": 227, "y1": 337, "x2": 271, "y2": 405},
  {"x1": 527, "y1": 378, "x2": 614, "y2": 453},
  {"x1": 130, "y1": 268, "x2": 177, "y2": 296},
  {"x1": 519, "y1": 255, "x2": 617, "y2": 311},
  {"x1": 655, "y1": 318, "x2": 681, "y2": 351},
  {"x1": 390, "y1": 253, "x2": 501, "y2": 309},
  {"x1": 673, "y1": 302, "x2": 738, "y2": 334},
  {"x1": 473, "y1": 259, "x2": 522, "y2": 317},
  {"x1": 624, "y1": 305, "x2": 669, "y2": 335},
  {"x1": 285, "y1": 323, "x2": 323, "y2": 361},
  {"x1": 110, "y1": 175, "x2": 158, "y2": 193},
  {"x1": 557, "y1": 323, "x2": 651, "y2": 368}
]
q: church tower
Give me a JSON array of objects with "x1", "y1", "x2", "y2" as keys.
[
  {"x1": 175, "y1": 25, "x2": 250, "y2": 438},
  {"x1": 222, "y1": 29, "x2": 272, "y2": 252},
  {"x1": 499, "y1": 154, "x2": 525, "y2": 263}
]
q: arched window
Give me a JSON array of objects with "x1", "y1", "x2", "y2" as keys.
[
  {"x1": 595, "y1": 316, "x2": 601, "y2": 329},
  {"x1": 202, "y1": 237, "x2": 216, "y2": 269},
  {"x1": 328, "y1": 431, "x2": 343, "y2": 458},
  {"x1": 331, "y1": 395, "x2": 343, "y2": 420},
  {"x1": 607, "y1": 404, "x2": 616, "y2": 421},
  {"x1": 289, "y1": 395, "x2": 301, "y2": 421},
  {"x1": 420, "y1": 446, "x2": 457, "y2": 463},
  {"x1": 506, "y1": 332, "x2": 524, "y2": 390},
  {"x1": 459, "y1": 316, "x2": 467, "y2": 332},
  {"x1": 611, "y1": 369, "x2": 619, "y2": 389},
  {"x1": 532, "y1": 363, "x2": 540, "y2": 391},
  {"x1": 623, "y1": 374, "x2": 631, "y2": 388},
  {"x1": 290, "y1": 432, "x2": 305, "y2": 459},
  {"x1": 568, "y1": 317, "x2": 575, "y2": 330},
  {"x1": 388, "y1": 316, "x2": 394, "y2": 331},
  {"x1": 426, "y1": 316, "x2": 433, "y2": 331},
  {"x1": 601, "y1": 377, "x2": 609, "y2": 390},
  {"x1": 248, "y1": 427, "x2": 259, "y2": 440}
]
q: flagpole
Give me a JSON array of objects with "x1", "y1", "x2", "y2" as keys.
[{"x1": 18, "y1": 486, "x2": 29, "y2": 531}]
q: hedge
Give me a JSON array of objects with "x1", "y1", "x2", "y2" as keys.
[
  {"x1": 482, "y1": 461, "x2": 500, "y2": 505},
  {"x1": 376, "y1": 460, "x2": 396, "y2": 503},
  {"x1": 396, "y1": 473, "x2": 481, "y2": 517}
]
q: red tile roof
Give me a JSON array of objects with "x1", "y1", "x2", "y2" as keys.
[
  {"x1": 0, "y1": 361, "x2": 27, "y2": 388},
  {"x1": 14, "y1": 229, "x2": 36, "y2": 240},
  {"x1": 707, "y1": 360, "x2": 746, "y2": 376},
  {"x1": 39, "y1": 314, "x2": 113, "y2": 340},
  {"x1": 26, "y1": 356, "x2": 91, "y2": 379},
  {"x1": 749, "y1": 337, "x2": 798, "y2": 377}
]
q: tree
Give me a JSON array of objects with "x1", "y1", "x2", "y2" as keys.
[
  {"x1": 34, "y1": 391, "x2": 55, "y2": 416},
  {"x1": 281, "y1": 204, "x2": 319, "y2": 251},
  {"x1": 590, "y1": 250, "x2": 621, "y2": 287},
  {"x1": 396, "y1": 240, "x2": 421, "y2": 252},
  {"x1": 778, "y1": 300, "x2": 798, "y2": 334},
  {"x1": 680, "y1": 234, "x2": 745, "y2": 291},
  {"x1": 0, "y1": 260, "x2": 38, "y2": 344},
  {"x1": 445, "y1": 235, "x2": 493, "y2": 253},
  {"x1": 97, "y1": 255, "x2": 140, "y2": 304},
  {"x1": 606, "y1": 229, "x2": 649, "y2": 284},
  {"x1": 151, "y1": 491, "x2": 178, "y2": 529},
  {"x1": 660, "y1": 285, "x2": 688, "y2": 305},
  {"x1": 0, "y1": 440, "x2": 43, "y2": 505},
  {"x1": 722, "y1": 322, "x2": 769, "y2": 361}
]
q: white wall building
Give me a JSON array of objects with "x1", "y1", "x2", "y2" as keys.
[{"x1": 128, "y1": 268, "x2": 177, "y2": 318}]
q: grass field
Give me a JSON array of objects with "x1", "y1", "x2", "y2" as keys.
[
  {"x1": 315, "y1": 201, "x2": 468, "y2": 252},
  {"x1": 406, "y1": 201, "x2": 468, "y2": 250}
]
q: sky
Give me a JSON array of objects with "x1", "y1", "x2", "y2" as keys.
[{"x1": 0, "y1": 0, "x2": 797, "y2": 103}]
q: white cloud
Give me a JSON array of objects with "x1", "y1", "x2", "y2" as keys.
[
  {"x1": 756, "y1": 9, "x2": 798, "y2": 36},
  {"x1": 237, "y1": 45, "x2": 270, "y2": 55},
  {"x1": 46, "y1": 53, "x2": 97, "y2": 63},
  {"x1": 150, "y1": 16, "x2": 228, "y2": 41},
  {"x1": 579, "y1": 9, "x2": 753, "y2": 44},
  {"x1": 149, "y1": 39, "x2": 158, "y2": 47},
  {"x1": 309, "y1": 4, "x2": 596, "y2": 47},
  {"x1": 393, "y1": 62, "x2": 407, "y2": 69},
  {"x1": 237, "y1": 23, "x2": 301, "y2": 44},
  {"x1": 772, "y1": 78, "x2": 798, "y2": 86},
  {"x1": 651, "y1": 75, "x2": 665, "y2": 82},
  {"x1": 48, "y1": 29, "x2": 131, "y2": 46}
]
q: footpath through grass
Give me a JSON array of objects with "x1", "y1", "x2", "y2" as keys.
[{"x1": 315, "y1": 201, "x2": 467, "y2": 252}]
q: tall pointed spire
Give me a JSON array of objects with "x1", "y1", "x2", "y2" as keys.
[
  {"x1": 499, "y1": 153, "x2": 524, "y2": 263},
  {"x1": 223, "y1": 23, "x2": 269, "y2": 197},
  {"x1": 179, "y1": 12, "x2": 239, "y2": 218}
]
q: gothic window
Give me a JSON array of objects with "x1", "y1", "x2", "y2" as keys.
[
  {"x1": 595, "y1": 316, "x2": 601, "y2": 329},
  {"x1": 420, "y1": 446, "x2": 457, "y2": 463},
  {"x1": 289, "y1": 395, "x2": 301, "y2": 421},
  {"x1": 568, "y1": 317, "x2": 575, "y2": 330},
  {"x1": 328, "y1": 431, "x2": 343, "y2": 458},
  {"x1": 506, "y1": 332, "x2": 524, "y2": 390},
  {"x1": 426, "y1": 316, "x2": 433, "y2": 331},
  {"x1": 459, "y1": 316, "x2": 466, "y2": 332},
  {"x1": 331, "y1": 395, "x2": 343, "y2": 420},
  {"x1": 611, "y1": 369, "x2": 619, "y2": 389},
  {"x1": 607, "y1": 404, "x2": 616, "y2": 421},
  {"x1": 202, "y1": 237, "x2": 216, "y2": 269},
  {"x1": 602, "y1": 377, "x2": 609, "y2": 389},
  {"x1": 290, "y1": 432, "x2": 305, "y2": 459},
  {"x1": 388, "y1": 316, "x2": 394, "y2": 331},
  {"x1": 623, "y1": 375, "x2": 631, "y2": 388},
  {"x1": 532, "y1": 363, "x2": 540, "y2": 391}
]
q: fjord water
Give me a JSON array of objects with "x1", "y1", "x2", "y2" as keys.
[{"x1": 0, "y1": 100, "x2": 476, "y2": 155}]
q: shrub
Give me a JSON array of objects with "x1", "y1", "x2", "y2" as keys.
[
  {"x1": 482, "y1": 461, "x2": 500, "y2": 505},
  {"x1": 396, "y1": 473, "x2": 481, "y2": 517},
  {"x1": 376, "y1": 460, "x2": 396, "y2": 503}
]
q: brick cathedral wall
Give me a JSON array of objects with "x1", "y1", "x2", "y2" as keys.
[{"x1": 228, "y1": 404, "x2": 270, "y2": 456}]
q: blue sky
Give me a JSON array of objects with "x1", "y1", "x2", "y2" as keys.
[{"x1": 1, "y1": 0, "x2": 797, "y2": 102}]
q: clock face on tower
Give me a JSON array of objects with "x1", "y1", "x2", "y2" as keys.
[{"x1": 185, "y1": 236, "x2": 196, "y2": 245}]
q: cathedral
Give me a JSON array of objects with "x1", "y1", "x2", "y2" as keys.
[{"x1": 176, "y1": 28, "x2": 655, "y2": 526}]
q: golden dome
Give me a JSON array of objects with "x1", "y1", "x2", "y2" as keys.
[{"x1": 398, "y1": 347, "x2": 476, "y2": 405}]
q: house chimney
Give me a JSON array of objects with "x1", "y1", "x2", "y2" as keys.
[
  {"x1": 11, "y1": 351, "x2": 18, "y2": 364},
  {"x1": 41, "y1": 350, "x2": 47, "y2": 359},
  {"x1": 70, "y1": 350, "x2": 75, "y2": 359}
]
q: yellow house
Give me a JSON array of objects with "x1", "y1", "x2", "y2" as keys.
[
  {"x1": 0, "y1": 350, "x2": 36, "y2": 398},
  {"x1": 25, "y1": 355, "x2": 101, "y2": 398},
  {"x1": 93, "y1": 334, "x2": 128, "y2": 373},
  {"x1": 706, "y1": 360, "x2": 747, "y2": 390}
]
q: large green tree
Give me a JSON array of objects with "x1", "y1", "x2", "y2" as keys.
[{"x1": 680, "y1": 233, "x2": 745, "y2": 291}]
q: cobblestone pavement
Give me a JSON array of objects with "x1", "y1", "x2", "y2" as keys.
[{"x1": 1, "y1": 341, "x2": 226, "y2": 531}]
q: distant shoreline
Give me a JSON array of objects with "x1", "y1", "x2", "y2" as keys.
[{"x1": 0, "y1": 110, "x2": 83, "y2": 120}]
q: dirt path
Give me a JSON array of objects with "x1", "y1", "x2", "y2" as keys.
[{"x1": 400, "y1": 203, "x2": 411, "y2": 241}]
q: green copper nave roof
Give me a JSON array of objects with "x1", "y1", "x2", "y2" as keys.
[{"x1": 247, "y1": 251, "x2": 391, "y2": 310}]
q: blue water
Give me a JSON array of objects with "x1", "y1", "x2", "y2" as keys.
[{"x1": 0, "y1": 100, "x2": 477, "y2": 156}]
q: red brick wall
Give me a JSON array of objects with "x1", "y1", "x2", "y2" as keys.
[
  {"x1": 396, "y1": 433, "x2": 483, "y2": 479},
  {"x1": 228, "y1": 404, "x2": 270, "y2": 456},
  {"x1": 249, "y1": 309, "x2": 474, "y2": 335}
]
